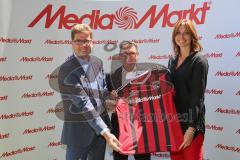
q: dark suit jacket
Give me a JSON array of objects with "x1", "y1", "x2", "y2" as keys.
[{"x1": 58, "y1": 55, "x2": 110, "y2": 147}]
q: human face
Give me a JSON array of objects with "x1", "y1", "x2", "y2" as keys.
[
  {"x1": 120, "y1": 46, "x2": 138, "y2": 65},
  {"x1": 175, "y1": 25, "x2": 191, "y2": 49},
  {"x1": 72, "y1": 32, "x2": 93, "y2": 58}
]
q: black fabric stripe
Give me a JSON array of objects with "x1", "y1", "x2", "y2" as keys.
[
  {"x1": 137, "y1": 85, "x2": 149, "y2": 153},
  {"x1": 146, "y1": 84, "x2": 160, "y2": 151},
  {"x1": 126, "y1": 85, "x2": 138, "y2": 152},
  {"x1": 156, "y1": 73, "x2": 171, "y2": 150}
]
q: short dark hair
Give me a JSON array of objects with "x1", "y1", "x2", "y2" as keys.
[{"x1": 119, "y1": 41, "x2": 138, "y2": 53}]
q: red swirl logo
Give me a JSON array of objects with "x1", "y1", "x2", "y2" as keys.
[{"x1": 115, "y1": 7, "x2": 138, "y2": 30}]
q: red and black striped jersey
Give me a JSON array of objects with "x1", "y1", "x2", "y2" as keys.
[{"x1": 116, "y1": 68, "x2": 183, "y2": 155}]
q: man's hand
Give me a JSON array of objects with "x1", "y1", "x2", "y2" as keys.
[
  {"x1": 110, "y1": 90, "x2": 118, "y2": 100},
  {"x1": 103, "y1": 131, "x2": 122, "y2": 152},
  {"x1": 179, "y1": 127, "x2": 195, "y2": 150}
]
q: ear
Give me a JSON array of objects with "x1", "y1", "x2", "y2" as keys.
[{"x1": 89, "y1": 41, "x2": 93, "y2": 49}]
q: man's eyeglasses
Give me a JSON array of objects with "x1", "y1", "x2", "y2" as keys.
[
  {"x1": 72, "y1": 39, "x2": 92, "y2": 45},
  {"x1": 119, "y1": 51, "x2": 138, "y2": 57}
]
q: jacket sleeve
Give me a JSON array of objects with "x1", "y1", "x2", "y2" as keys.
[
  {"x1": 188, "y1": 57, "x2": 209, "y2": 129},
  {"x1": 58, "y1": 66, "x2": 108, "y2": 136}
]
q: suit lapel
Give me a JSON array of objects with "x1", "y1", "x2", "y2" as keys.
[
  {"x1": 112, "y1": 67, "x2": 122, "y2": 90},
  {"x1": 71, "y1": 56, "x2": 93, "y2": 96},
  {"x1": 87, "y1": 56, "x2": 101, "y2": 98}
]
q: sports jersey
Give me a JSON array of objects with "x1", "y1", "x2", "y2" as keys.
[{"x1": 116, "y1": 68, "x2": 183, "y2": 154}]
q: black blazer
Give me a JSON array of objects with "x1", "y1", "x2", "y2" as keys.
[{"x1": 168, "y1": 52, "x2": 209, "y2": 136}]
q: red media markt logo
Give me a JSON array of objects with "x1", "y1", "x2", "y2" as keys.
[
  {"x1": 205, "y1": 124, "x2": 223, "y2": 132},
  {"x1": 28, "y1": 2, "x2": 210, "y2": 30}
]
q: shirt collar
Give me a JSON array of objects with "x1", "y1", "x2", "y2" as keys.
[
  {"x1": 73, "y1": 53, "x2": 91, "y2": 65},
  {"x1": 122, "y1": 64, "x2": 137, "y2": 73}
]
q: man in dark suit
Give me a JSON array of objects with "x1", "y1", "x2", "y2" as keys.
[
  {"x1": 58, "y1": 24, "x2": 121, "y2": 160},
  {"x1": 106, "y1": 41, "x2": 151, "y2": 160}
]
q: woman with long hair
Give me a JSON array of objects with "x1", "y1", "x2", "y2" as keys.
[{"x1": 168, "y1": 19, "x2": 209, "y2": 160}]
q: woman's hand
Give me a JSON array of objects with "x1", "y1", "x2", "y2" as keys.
[{"x1": 179, "y1": 127, "x2": 195, "y2": 150}]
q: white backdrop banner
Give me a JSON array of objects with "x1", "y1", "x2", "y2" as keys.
[{"x1": 0, "y1": 0, "x2": 239, "y2": 160}]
